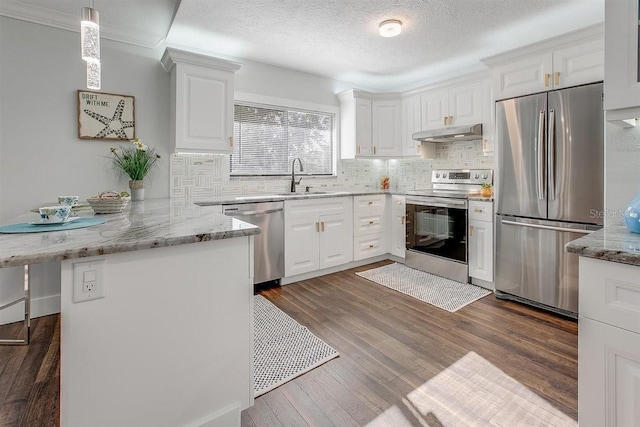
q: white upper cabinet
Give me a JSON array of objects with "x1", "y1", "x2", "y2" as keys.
[
  {"x1": 161, "y1": 48, "x2": 241, "y2": 154},
  {"x1": 338, "y1": 90, "x2": 402, "y2": 159},
  {"x1": 604, "y1": 0, "x2": 640, "y2": 125},
  {"x1": 401, "y1": 94, "x2": 422, "y2": 157},
  {"x1": 484, "y1": 25, "x2": 604, "y2": 100},
  {"x1": 372, "y1": 100, "x2": 402, "y2": 157},
  {"x1": 420, "y1": 82, "x2": 482, "y2": 130}
]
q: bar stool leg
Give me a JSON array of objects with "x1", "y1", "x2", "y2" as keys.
[{"x1": 0, "y1": 264, "x2": 31, "y2": 345}]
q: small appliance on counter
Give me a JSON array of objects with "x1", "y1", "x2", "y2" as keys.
[{"x1": 405, "y1": 169, "x2": 492, "y2": 283}]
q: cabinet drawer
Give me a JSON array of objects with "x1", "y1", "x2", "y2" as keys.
[
  {"x1": 354, "y1": 214, "x2": 385, "y2": 236},
  {"x1": 354, "y1": 195, "x2": 386, "y2": 215},
  {"x1": 469, "y1": 200, "x2": 493, "y2": 221},
  {"x1": 354, "y1": 233, "x2": 386, "y2": 261},
  {"x1": 580, "y1": 257, "x2": 640, "y2": 334}
]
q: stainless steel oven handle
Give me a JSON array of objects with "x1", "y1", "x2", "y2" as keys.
[
  {"x1": 406, "y1": 197, "x2": 467, "y2": 209},
  {"x1": 501, "y1": 219, "x2": 594, "y2": 234}
]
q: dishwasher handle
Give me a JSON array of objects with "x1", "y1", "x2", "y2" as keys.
[{"x1": 224, "y1": 208, "x2": 283, "y2": 216}]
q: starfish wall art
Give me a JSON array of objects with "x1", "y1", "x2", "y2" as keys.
[{"x1": 77, "y1": 90, "x2": 135, "y2": 140}]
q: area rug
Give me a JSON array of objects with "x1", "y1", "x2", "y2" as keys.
[
  {"x1": 253, "y1": 295, "x2": 339, "y2": 397},
  {"x1": 356, "y1": 263, "x2": 490, "y2": 312}
]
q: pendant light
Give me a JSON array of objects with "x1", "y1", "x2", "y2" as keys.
[{"x1": 81, "y1": 2, "x2": 101, "y2": 90}]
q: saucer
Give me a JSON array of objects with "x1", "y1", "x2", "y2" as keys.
[{"x1": 29, "y1": 217, "x2": 80, "y2": 226}]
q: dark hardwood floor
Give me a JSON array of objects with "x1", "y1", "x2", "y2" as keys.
[
  {"x1": 0, "y1": 314, "x2": 59, "y2": 427},
  {"x1": 0, "y1": 260, "x2": 577, "y2": 426},
  {"x1": 244, "y1": 261, "x2": 578, "y2": 426}
]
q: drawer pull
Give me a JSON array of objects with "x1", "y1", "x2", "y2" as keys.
[
  {"x1": 369, "y1": 220, "x2": 374, "y2": 225},
  {"x1": 321, "y1": 221, "x2": 325, "y2": 232},
  {"x1": 554, "y1": 71, "x2": 560, "y2": 85},
  {"x1": 368, "y1": 201, "x2": 373, "y2": 205},
  {"x1": 401, "y1": 216, "x2": 405, "y2": 225},
  {"x1": 544, "y1": 73, "x2": 551, "y2": 87},
  {"x1": 315, "y1": 222, "x2": 319, "y2": 232},
  {"x1": 470, "y1": 225, "x2": 474, "y2": 237},
  {"x1": 228, "y1": 136, "x2": 234, "y2": 148},
  {"x1": 474, "y1": 208, "x2": 484, "y2": 213},
  {"x1": 369, "y1": 244, "x2": 375, "y2": 248}
]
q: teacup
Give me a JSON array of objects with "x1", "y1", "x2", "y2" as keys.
[
  {"x1": 58, "y1": 195, "x2": 79, "y2": 206},
  {"x1": 39, "y1": 205, "x2": 72, "y2": 223}
]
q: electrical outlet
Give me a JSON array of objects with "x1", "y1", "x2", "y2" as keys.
[{"x1": 73, "y1": 260, "x2": 105, "y2": 303}]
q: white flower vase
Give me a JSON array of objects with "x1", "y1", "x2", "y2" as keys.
[{"x1": 129, "y1": 180, "x2": 145, "y2": 202}]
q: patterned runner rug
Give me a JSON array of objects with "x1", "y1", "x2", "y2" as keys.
[
  {"x1": 356, "y1": 263, "x2": 490, "y2": 312},
  {"x1": 253, "y1": 295, "x2": 339, "y2": 397}
]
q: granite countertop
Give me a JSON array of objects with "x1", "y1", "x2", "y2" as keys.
[
  {"x1": 565, "y1": 225, "x2": 640, "y2": 267},
  {"x1": 0, "y1": 198, "x2": 260, "y2": 268},
  {"x1": 194, "y1": 190, "x2": 393, "y2": 205}
]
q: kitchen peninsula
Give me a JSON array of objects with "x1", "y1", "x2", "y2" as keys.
[
  {"x1": 565, "y1": 226, "x2": 640, "y2": 427},
  {"x1": 0, "y1": 199, "x2": 260, "y2": 427}
]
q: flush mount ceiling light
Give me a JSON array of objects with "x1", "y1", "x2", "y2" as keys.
[
  {"x1": 81, "y1": 2, "x2": 101, "y2": 90},
  {"x1": 379, "y1": 19, "x2": 402, "y2": 37}
]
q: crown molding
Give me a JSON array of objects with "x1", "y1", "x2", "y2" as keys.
[
  {"x1": 0, "y1": 0, "x2": 164, "y2": 49},
  {"x1": 481, "y1": 23, "x2": 604, "y2": 67},
  {"x1": 161, "y1": 47, "x2": 242, "y2": 73}
]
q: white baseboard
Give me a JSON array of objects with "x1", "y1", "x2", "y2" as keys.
[
  {"x1": 0, "y1": 293, "x2": 60, "y2": 325},
  {"x1": 281, "y1": 254, "x2": 398, "y2": 285},
  {"x1": 188, "y1": 403, "x2": 240, "y2": 427}
]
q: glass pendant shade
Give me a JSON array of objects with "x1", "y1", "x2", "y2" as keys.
[
  {"x1": 87, "y1": 61, "x2": 101, "y2": 90},
  {"x1": 81, "y1": 7, "x2": 100, "y2": 63}
]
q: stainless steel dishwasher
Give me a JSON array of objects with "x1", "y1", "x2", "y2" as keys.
[{"x1": 223, "y1": 201, "x2": 284, "y2": 285}]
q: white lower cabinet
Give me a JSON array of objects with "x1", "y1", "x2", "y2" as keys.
[
  {"x1": 353, "y1": 195, "x2": 387, "y2": 261},
  {"x1": 468, "y1": 200, "x2": 493, "y2": 284},
  {"x1": 284, "y1": 197, "x2": 353, "y2": 277},
  {"x1": 578, "y1": 257, "x2": 640, "y2": 427},
  {"x1": 390, "y1": 195, "x2": 406, "y2": 258}
]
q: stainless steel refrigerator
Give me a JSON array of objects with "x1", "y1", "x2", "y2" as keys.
[{"x1": 495, "y1": 83, "x2": 604, "y2": 317}]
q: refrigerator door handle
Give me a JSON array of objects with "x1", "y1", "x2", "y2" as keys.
[
  {"x1": 500, "y1": 219, "x2": 594, "y2": 234},
  {"x1": 548, "y1": 109, "x2": 556, "y2": 201},
  {"x1": 537, "y1": 110, "x2": 546, "y2": 200}
]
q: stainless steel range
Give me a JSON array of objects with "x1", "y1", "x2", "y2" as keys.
[{"x1": 405, "y1": 169, "x2": 493, "y2": 283}]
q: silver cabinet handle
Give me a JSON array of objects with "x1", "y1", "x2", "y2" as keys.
[{"x1": 501, "y1": 220, "x2": 594, "y2": 234}]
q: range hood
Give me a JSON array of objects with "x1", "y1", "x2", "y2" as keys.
[{"x1": 412, "y1": 123, "x2": 482, "y2": 143}]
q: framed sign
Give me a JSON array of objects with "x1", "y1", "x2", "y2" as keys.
[{"x1": 77, "y1": 90, "x2": 135, "y2": 140}]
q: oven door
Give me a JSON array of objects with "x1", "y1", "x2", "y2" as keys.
[{"x1": 406, "y1": 197, "x2": 468, "y2": 263}]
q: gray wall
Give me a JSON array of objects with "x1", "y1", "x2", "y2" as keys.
[
  {"x1": 605, "y1": 123, "x2": 640, "y2": 225},
  {"x1": 0, "y1": 17, "x2": 171, "y2": 323}
]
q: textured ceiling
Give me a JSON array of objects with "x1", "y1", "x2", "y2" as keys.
[
  {"x1": 167, "y1": 0, "x2": 604, "y2": 91},
  {"x1": 1, "y1": 0, "x2": 604, "y2": 91}
]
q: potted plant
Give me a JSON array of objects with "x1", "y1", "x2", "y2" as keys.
[
  {"x1": 110, "y1": 138, "x2": 160, "y2": 201},
  {"x1": 480, "y1": 183, "x2": 493, "y2": 198}
]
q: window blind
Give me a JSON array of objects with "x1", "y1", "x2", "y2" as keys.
[{"x1": 230, "y1": 103, "x2": 334, "y2": 176}]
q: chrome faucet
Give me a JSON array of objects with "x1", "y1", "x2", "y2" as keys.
[{"x1": 290, "y1": 158, "x2": 304, "y2": 193}]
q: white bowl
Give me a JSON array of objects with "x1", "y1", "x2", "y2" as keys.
[
  {"x1": 38, "y1": 205, "x2": 72, "y2": 223},
  {"x1": 58, "y1": 195, "x2": 79, "y2": 206}
]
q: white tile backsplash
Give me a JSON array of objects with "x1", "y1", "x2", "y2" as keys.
[{"x1": 170, "y1": 145, "x2": 493, "y2": 199}]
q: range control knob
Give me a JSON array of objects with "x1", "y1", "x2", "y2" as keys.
[
  {"x1": 435, "y1": 173, "x2": 440, "y2": 178},
  {"x1": 474, "y1": 173, "x2": 480, "y2": 179},
  {"x1": 482, "y1": 173, "x2": 489, "y2": 179}
]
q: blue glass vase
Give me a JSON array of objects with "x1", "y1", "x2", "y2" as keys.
[{"x1": 623, "y1": 195, "x2": 640, "y2": 234}]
